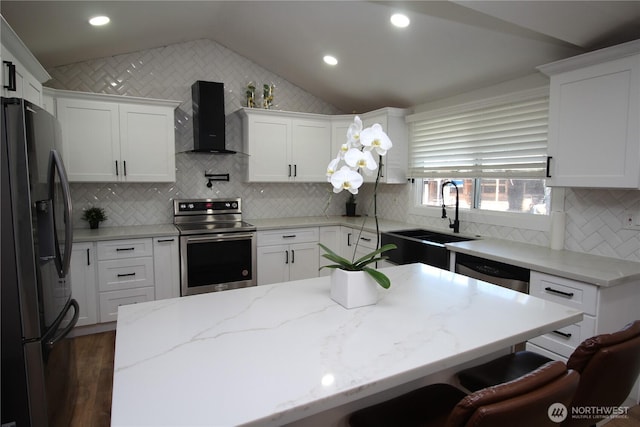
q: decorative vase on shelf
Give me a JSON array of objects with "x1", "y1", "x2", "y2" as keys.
[
  {"x1": 330, "y1": 268, "x2": 379, "y2": 309},
  {"x1": 89, "y1": 220, "x2": 99, "y2": 229}
]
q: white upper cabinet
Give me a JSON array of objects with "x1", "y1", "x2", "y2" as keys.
[
  {"x1": 539, "y1": 40, "x2": 640, "y2": 188},
  {"x1": 239, "y1": 108, "x2": 331, "y2": 182},
  {"x1": 331, "y1": 108, "x2": 410, "y2": 184},
  {"x1": 54, "y1": 90, "x2": 180, "y2": 182},
  {"x1": 1, "y1": 16, "x2": 50, "y2": 107}
]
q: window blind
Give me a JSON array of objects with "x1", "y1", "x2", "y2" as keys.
[{"x1": 407, "y1": 90, "x2": 549, "y2": 178}]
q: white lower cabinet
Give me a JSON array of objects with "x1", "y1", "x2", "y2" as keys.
[
  {"x1": 319, "y1": 226, "x2": 340, "y2": 277},
  {"x1": 153, "y1": 237, "x2": 180, "y2": 300},
  {"x1": 528, "y1": 271, "x2": 640, "y2": 403},
  {"x1": 69, "y1": 243, "x2": 98, "y2": 326},
  {"x1": 97, "y1": 239, "x2": 155, "y2": 322},
  {"x1": 257, "y1": 228, "x2": 320, "y2": 285},
  {"x1": 69, "y1": 235, "x2": 179, "y2": 327}
]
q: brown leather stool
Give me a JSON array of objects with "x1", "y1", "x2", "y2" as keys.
[
  {"x1": 349, "y1": 360, "x2": 578, "y2": 427},
  {"x1": 457, "y1": 320, "x2": 640, "y2": 427}
]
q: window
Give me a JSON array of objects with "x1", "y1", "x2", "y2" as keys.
[
  {"x1": 407, "y1": 88, "x2": 551, "y2": 219},
  {"x1": 419, "y1": 178, "x2": 550, "y2": 215}
]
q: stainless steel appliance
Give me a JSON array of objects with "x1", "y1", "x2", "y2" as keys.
[
  {"x1": 174, "y1": 198, "x2": 256, "y2": 296},
  {"x1": 2, "y1": 97, "x2": 79, "y2": 426},
  {"x1": 455, "y1": 252, "x2": 530, "y2": 294}
]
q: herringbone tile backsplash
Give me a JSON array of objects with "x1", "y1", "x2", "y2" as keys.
[{"x1": 47, "y1": 39, "x2": 640, "y2": 262}]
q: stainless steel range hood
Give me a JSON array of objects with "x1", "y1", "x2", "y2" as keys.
[{"x1": 191, "y1": 80, "x2": 235, "y2": 154}]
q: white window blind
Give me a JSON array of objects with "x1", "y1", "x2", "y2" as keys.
[{"x1": 407, "y1": 89, "x2": 549, "y2": 178}]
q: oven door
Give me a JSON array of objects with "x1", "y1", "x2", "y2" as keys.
[{"x1": 180, "y1": 232, "x2": 256, "y2": 296}]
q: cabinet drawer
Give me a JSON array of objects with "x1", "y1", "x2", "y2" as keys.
[
  {"x1": 351, "y1": 230, "x2": 378, "y2": 250},
  {"x1": 530, "y1": 271, "x2": 598, "y2": 316},
  {"x1": 529, "y1": 315, "x2": 596, "y2": 358},
  {"x1": 97, "y1": 238, "x2": 153, "y2": 260},
  {"x1": 99, "y1": 287, "x2": 155, "y2": 323},
  {"x1": 98, "y1": 257, "x2": 154, "y2": 291},
  {"x1": 257, "y1": 227, "x2": 319, "y2": 246}
]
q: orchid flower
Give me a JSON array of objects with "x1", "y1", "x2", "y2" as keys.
[
  {"x1": 326, "y1": 156, "x2": 340, "y2": 182},
  {"x1": 330, "y1": 166, "x2": 363, "y2": 194},
  {"x1": 344, "y1": 148, "x2": 378, "y2": 175},
  {"x1": 347, "y1": 116, "x2": 363, "y2": 147},
  {"x1": 360, "y1": 123, "x2": 392, "y2": 156}
]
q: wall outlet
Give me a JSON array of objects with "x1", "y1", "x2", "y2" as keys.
[{"x1": 623, "y1": 210, "x2": 640, "y2": 230}]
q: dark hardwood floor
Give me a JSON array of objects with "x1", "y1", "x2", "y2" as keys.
[
  {"x1": 70, "y1": 331, "x2": 115, "y2": 427},
  {"x1": 69, "y1": 331, "x2": 640, "y2": 426}
]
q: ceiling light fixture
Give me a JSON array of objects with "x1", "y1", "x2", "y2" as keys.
[
  {"x1": 390, "y1": 13, "x2": 410, "y2": 28},
  {"x1": 323, "y1": 55, "x2": 338, "y2": 66},
  {"x1": 89, "y1": 15, "x2": 110, "y2": 26}
]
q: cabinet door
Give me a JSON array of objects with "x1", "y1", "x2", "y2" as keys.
[
  {"x1": 289, "y1": 242, "x2": 320, "y2": 281},
  {"x1": 153, "y1": 237, "x2": 180, "y2": 300},
  {"x1": 70, "y1": 243, "x2": 98, "y2": 326},
  {"x1": 291, "y1": 118, "x2": 331, "y2": 182},
  {"x1": 257, "y1": 244, "x2": 289, "y2": 285},
  {"x1": 246, "y1": 115, "x2": 291, "y2": 182},
  {"x1": 57, "y1": 98, "x2": 120, "y2": 182},
  {"x1": 319, "y1": 226, "x2": 340, "y2": 276},
  {"x1": 547, "y1": 55, "x2": 640, "y2": 188},
  {"x1": 119, "y1": 104, "x2": 176, "y2": 182},
  {"x1": 331, "y1": 117, "x2": 353, "y2": 158}
]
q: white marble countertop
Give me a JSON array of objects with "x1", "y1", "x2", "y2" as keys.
[
  {"x1": 447, "y1": 239, "x2": 640, "y2": 287},
  {"x1": 73, "y1": 223, "x2": 178, "y2": 242},
  {"x1": 111, "y1": 263, "x2": 582, "y2": 427}
]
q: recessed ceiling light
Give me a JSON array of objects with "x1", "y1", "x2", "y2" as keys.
[
  {"x1": 390, "y1": 13, "x2": 410, "y2": 28},
  {"x1": 323, "y1": 55, "x2": 338, "y2": 66},
  {"x1": 89, "y1": 16, "x2": 110, "y2": 26}
]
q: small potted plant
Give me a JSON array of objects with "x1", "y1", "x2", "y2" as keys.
[
  {"x1": 82, "y1": 207, "x2": 107, "y2": 229},
  {"x1": 345, "y1": 193, "x2": 357, "y2": 217}
]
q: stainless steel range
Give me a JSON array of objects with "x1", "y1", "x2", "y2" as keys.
[{"x1": 173, "y1": 198, "x2": 256, "y2": 296}]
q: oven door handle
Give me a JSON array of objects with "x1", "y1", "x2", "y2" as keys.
[{"x1": 184, "y1": 233, "x2": 255, "y2": 243}]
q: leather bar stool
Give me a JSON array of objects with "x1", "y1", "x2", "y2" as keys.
[
  {"x1": 349, "y1": 360, "x2": 578, "y2": 427},
  {"x1": 457, "y1": 320, "x2": 640, "y2": 427}
]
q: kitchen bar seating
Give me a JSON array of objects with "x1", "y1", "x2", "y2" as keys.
[
  {"x1": 349, "y1": 361, "x2": 578, "y2": 427},
  {"x1": 457, "y1": 320, "x2": 640, "y2": 427}
]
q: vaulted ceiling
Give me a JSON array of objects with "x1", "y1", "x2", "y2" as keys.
[{"x1": 2, "y1": 1, "x2": 640, "y2": 112}]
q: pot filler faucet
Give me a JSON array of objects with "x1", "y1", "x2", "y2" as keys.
[{"x1": 441, "y1": 180, "x2": 460, "y2": 233}]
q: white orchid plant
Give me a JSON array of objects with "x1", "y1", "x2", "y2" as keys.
[{"x1": 319, "y1": 116, "x2": 397, "y2": 289}]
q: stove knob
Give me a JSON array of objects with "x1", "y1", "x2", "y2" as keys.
[
  {"x1": 180, "y1": 204, "x2": 186, "y2": 209},
  {"x1": 232, "y1": 202, "x2": 238, "y2": 208},
  {"x1": 188, "y1": 204, "x2": 194, "y2": 209}
]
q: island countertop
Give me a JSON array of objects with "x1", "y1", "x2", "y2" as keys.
[{"x1": 111, "y1": 263, "x2": 582, "y2": 427}]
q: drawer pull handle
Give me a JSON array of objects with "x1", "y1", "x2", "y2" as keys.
[
  {"x1": 157, "y1": 238, "x2": 175, "y2": 243},
  {"x1": 116, "y1": 247, "x2": 135, "y2": 252},
  {"x1": 86, "y1": 248, "x2": 91, "y2": 266},
  {"x1": 117, "y1": 273, "x2": 136, "y2": 277},
  {"x1": 285, "y1": 250, "x2": 289, "y2": 264},
  {"x1": 360, "y1": 237, "x2": 372, "y2": 242},
  {"x1": 282, "y1": 235, "x2": 297, "y2": 238},
  {"x1": 551, "y1": 330, "x2": 572, "y2": 339},
  {"x1": 544, "y1": 287, "x2": 574, "y2": 298}
]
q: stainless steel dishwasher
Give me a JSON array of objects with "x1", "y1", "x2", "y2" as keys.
[{"x1": 454, "y1": 252, "x2": 530, "y2": 294}]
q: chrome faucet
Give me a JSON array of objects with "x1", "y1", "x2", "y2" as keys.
[{"x1": 441, "y1": 180, "x2": 460, "y2": 233}]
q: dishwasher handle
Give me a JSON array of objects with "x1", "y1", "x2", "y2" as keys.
[{"x1": 456, "y1": 263, "x2": 529, "y2": 294}]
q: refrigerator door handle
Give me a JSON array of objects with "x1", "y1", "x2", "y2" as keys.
[
  {"x1": 44, "y1": 299, "x2": 79, "y2": 351},
  {"x1": 48, "y1": 149, "x2": 74, "y2": 277}
]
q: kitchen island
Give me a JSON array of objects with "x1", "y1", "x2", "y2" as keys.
[{"x1": 111, "y1": 263, "x2": 582, "y2": 427}]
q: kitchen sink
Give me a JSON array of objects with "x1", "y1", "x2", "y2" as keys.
[
  {"x1": 380, "y1": 229, "x2": 475, "y2": 269},
  {"x1": 387, "y1": 229, "x2": 474, "y2": 245}
]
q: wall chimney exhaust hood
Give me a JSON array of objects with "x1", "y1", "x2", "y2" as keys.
[{"x1": 191, "y1": 80, "x2": 235, "y2": 154}]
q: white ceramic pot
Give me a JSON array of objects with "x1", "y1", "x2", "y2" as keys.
[{"x1": 330, "y1": 269, "x2": 379, "y2": 309}]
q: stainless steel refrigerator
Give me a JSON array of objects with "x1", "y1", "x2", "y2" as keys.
[{"x1": 2, "y1": 97, "x2": 79, "y2": 426}]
